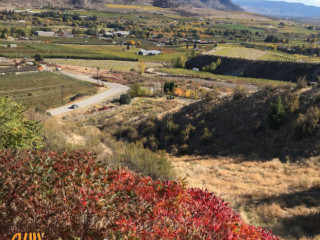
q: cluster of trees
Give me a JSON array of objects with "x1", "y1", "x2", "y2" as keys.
[
  {"x1": 202, "y1": 58, "x2": 221, "y2": 73},
  {"x1": 264, "y1": 35, "x2": 289, "y2": 43},
  {"x1": 279, "y1": 45, "x2": 320, "y2": 57},
  {"x1": 0, "y1": 9, "x2": 29, "y2": 21},
  {"x1": 0, "y1": 27, "x2": 28, "y2": 38},
  {"x1": 306, "y1": 33, "x2": 320, "y2": 43}
]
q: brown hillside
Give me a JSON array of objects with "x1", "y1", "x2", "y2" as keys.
[
  {"x1": 0, "y1": 0, "x2": 243, "y2": 11},
  {"x1": 118, "y1": 86, "x2": 320, "y2": 160}
]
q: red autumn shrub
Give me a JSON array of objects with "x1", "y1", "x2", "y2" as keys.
[{"x1": 0, "y1": 150, "x2": 279, "y2": 240}]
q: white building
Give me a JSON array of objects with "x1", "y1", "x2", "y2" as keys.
[
  {"x1": 35, "y1": 31, "x2": 55, "y2": 37},
  {"x1": 113, "y1": 31, "x2": 130, "y2": 37},
  {"x1": 136, "y1": 49, "x2": 161, "y2": 56}
]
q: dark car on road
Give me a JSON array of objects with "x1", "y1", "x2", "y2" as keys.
[{"x1": 69, "y1": 104, "x2": 79, "y2": 109}]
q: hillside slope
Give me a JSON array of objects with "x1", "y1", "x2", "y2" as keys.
[
  {"x1": 186, "y1": 55, "x2": 320, "y2": 82},
  {"x1": 0, "y1": 0, "x2": 243, "y2": 11},
  {"x1": 118, "y1": 86, "x2": 320, "y2": 160}
]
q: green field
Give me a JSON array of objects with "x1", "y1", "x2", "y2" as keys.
[
  {"x1": 157, "y1": 68, "x2": 293, "y2": 86},
  {"x1": 48, "y1": 59, "x2": 162, "y2": 72},
  {"x1": 0, "y1": 43, "x2": 138, "y2": 61},
  {"x1": 0, "y1": 43, "x2": 190, "y2": 62},
  {"x1": 207, "y1": 45, "x2": 318, "y2": 62},
  {"x1": 208, "y1": 46, "x2": 267, "y2": 60},
  {"x1": 39, "y1": 37, "x2": 110, "y2": 45},
  {"x1": 64, "y1": 45, "x2": 191, "y2": 62},
  {"x1": 0, "y1": 72, "x2": 97, "y2": 109}
]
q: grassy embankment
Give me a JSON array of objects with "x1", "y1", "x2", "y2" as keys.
[{"x1": 157, "y1": 68, "x2": 293, "y2": 86}]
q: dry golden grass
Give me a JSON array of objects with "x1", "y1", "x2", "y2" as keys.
[{"x1": 172, "y1": 156, "x2": 320, "y2": 240}]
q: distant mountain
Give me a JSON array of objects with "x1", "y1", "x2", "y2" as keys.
[
  {"x1": 172, "y1": 0, "x2": 243, "y2": 10},
  {"x1": 0, "y1": 0, "x2": 243, "y2": 11},
  {"x1": 233, "y1": 0, "x2": 320, "y2": 17}
]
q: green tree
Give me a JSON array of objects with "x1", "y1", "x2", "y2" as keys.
[
  {"x1": 119, "y1": 94, "x2": 131, "y2": 105},
  {"x1": 164, "y1": 81, "x2": 177, "y2": 94},
  {"x1": 138, "y1": 61, "x2": 146, "y2": 75},
  {"x1": 171, "y1": 57, "x2": 185, "y2": 68},
  {"x1": 0, "y1": 98, "x2": 43, "y2": 150},
  {"x1": 34, "y1": 54, "x2": 44, "y2": 61},
  {"x1": 129, "y1": 83, "x2": 150, "y2": 98},
  {"x1": 267, "y1": 96, "x2": 286, "y2": 130}
]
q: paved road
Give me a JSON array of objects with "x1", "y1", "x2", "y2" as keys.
[{"x1": 48, "y1": 72, "x2": 129, "y2": 116}]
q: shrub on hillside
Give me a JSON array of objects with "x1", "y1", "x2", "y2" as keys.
[
  {"x1": 263, "y1": 84, "x2": 278, "y2": 93},
  {"x1": 202, "y1": 62, "x2": 217, "y2": 72},
  {"x1": 0, "y1": 98, "x2": 43, "y2": 150},
  {"x1": 296, "y1": 76, "x2": 308, "y2": 89},
  {"x1": 171, "y1": 56, "x2": 185, "y2": 68},
  {"x1": 202, "y1": 58, "x2": 221, "y2": 73},
  {"x1": 283, "y1": 91, "x2": 300, "y2": 112},
  {"x1": 164, "y1": 115, "x2": 179, "y2": 133},
  {"x1": 138, "y1": 61, "x2": 146, "y2": 75},
  {"x1": 129, "y1": 83, "x2": 151, "y2": 98},
  {"x1": 201, "y1": 127, "x2": 212, "y2": 143},
  {"x1": 233, "y1": 87, "x2": 248, "y2": 100},
  {"x1": 106, "y1": 139, "x2": 173, "y2": 180},
  {"x1": 119, "y1": 94, "x2": 131, "y2": 105},
  {"x1": 180, "y1": 123, "x2": 196, "y2": 143},
  {"x1": 206, "y1": 88, "x2": 220, "y2": 102},
  {"x1": 164, "y1": 81, "x2": 178, "y2": 94},
  {"x1": 294, "y1": 106, "x2": 320, "y2": 138},
  {"x1": 0, "y1": 150, "x2": 279, "y2": 239},
  {"x1": 267, "y1": 96, "x2": 286, "y2": 130}
]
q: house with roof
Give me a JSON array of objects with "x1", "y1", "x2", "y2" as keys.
[
  {"x1": 35, "y1": 31, "x2": 55, "y2": 37},
  {"x1": 136, "y1": 49, "x2": 162, "y2": 56}
]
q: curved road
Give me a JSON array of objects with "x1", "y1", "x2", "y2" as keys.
[{"x1": 48, "y1": 72, "x2": 129, "y2": 116}]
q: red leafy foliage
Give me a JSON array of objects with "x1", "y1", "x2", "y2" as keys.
[{"x1": 0, "y1": 150, "x2": 279, "y2": 239}]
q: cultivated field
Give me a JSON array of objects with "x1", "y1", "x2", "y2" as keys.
[
  {"x1": 48, "y1": 59, "x2": 162, "y2": 72},
  {"x1": 0, "y1": 43, "x2": 190, "y2": 62},
  {"x1": 0, "y1": 72, "x2": 97, "y2": 109},
  {"x1": 65, "y1": 45, "x2": 191, "y2": 62},
  {"x1": 207, "y1": 45, "x2": 318, "y2": 62},
  {"x1": 208, "y1": 46, "x2": 267, "y2": 60}
]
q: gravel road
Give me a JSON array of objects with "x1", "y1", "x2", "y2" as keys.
[{"x1": 48, "y1": 72, "x2": 129, "y2": 116}]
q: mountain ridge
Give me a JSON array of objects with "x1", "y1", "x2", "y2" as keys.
[
  {"x1": 0, "y1": 0, "x2": 243, "y2": 11},
  {"x1": 233, "y1": 0, "x2": 320, "y2": 17}
]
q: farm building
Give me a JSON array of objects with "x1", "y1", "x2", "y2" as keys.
[
  {"x1": 104, "y1": 32, "x2": 114, "y2": 37},
  {"x1": 35, "y1": 31, "x2": 55, "y2": 37},
  {"x1": 113, "y1": 31, "x2": 130, "y2": 37},
  {"x1": 136, "y1": 49, "x2": 162, "y2": 56}
]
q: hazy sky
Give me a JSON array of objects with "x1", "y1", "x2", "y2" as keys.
[{"x1": 269, "y1": 0, "x2": 320, "y2": 7}]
